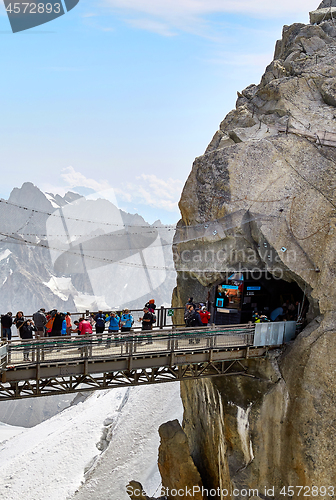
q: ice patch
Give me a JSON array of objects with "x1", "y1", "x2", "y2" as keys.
[
  {"x1": 236, "y1": 405, "x2": 254, "y2": 464},
  {"x1": 43, "y1": 276, "x2": 75, "y2": 301},
  {"x1": 0, "y1": 250, "x2": 11, "y2": 262},
  {"x1": 44, "y1": 276, "x2": 112, "y2": 310},
  {"x1": 73, "y1": 293, "x2": 111, "y2": 311}
]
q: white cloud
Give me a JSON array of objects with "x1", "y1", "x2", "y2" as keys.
[
  {"x1": 60, "y1": 166, "x2": 110, "y2": 194},
  {"x1": 41, "y1": 167, "x2": 118, "y2": 206},
  {"x1": 104, "y1": 0, "x2": 318, "y2": 19},
  {"x1": 115, "y1": 174, "x2": 184, "y2": 212},
  {"x1": 102, "y1": 0, "x2": 318, "y2": 38},
  {"x1": 43, "y1": 168, "x2": 183, "y2": 214}
]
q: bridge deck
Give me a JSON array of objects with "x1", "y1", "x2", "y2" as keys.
[{"x1": 0, "y1": 324, "x2": 292, "y2": 400}]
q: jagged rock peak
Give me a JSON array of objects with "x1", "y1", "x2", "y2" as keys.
[
  {"x1": 310, "y1": 1, "x2": 336, "y2": 23},
  {"x1": 9, "y1": 182, "x2": 53, "y2": 211},
  {"x1": 318, "y1": 0, "x2": 336, "y2": 8}
]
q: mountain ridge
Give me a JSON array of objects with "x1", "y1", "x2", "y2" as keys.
[{"x1": 0, "y1": 182, "x2": 176, "y2": 315}]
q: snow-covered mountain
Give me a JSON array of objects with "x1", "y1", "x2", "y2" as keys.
[{"x1": 0, "y1": 183, "x2": 176, "y2": 315}]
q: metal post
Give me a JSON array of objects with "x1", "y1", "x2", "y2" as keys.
[
  {"x1": 7, "y1": 340, "x2": 11, "y2": 364},
  {"x1": 36, "y1": 343, "x2": 41, "y2": 394},
  {"x1": 160, "y1": 306, "x2": 164, "y2": 330}
]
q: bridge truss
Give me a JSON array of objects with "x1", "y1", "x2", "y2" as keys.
[{"x1": 0, "y1": 325, "x2": 283, "y2": 400}]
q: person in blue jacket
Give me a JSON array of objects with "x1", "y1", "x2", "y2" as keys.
[
  {"x1": 120, "y1": 309, "x2": 134, "y2": 333},
  {"x1": 105, "y1": 312, "x2": 120, "y2": 346},
  {"x1": 61, "y1": 316, "x2": 67, "y2": 336}
]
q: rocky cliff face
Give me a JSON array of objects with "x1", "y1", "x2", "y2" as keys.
[
  {"x1": 174, "y1": 11, "x2": 336, "y2": 317},
  {"x1": 172, "y1": 3, "x2": 336, "y2": 497}
]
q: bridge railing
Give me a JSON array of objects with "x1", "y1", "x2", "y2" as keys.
[
  {"x1": 4, "y1": 325, "x2": 255, "y2": 367},
  {"x1": 0, "y1": 342, "x2": 6, "y2": 372},
  {"x1": 2, "y1": 321, "x2": 297, "y2": 369}
]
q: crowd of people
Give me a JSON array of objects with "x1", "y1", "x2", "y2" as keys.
[
  {"x1": 253, "y1": 299, "x2": 304, "y2": 323},
  {"x1": 0, "y1": 297, "x2": 211, "y2": 359},
  {"x1": 0, "y1": 300, "x2": 158, "y2": 342},
  {"x1": 184, "y1": 297, "x2": 211, "y2": 328}
]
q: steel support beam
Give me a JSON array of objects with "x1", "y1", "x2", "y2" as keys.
[{"x1": 0, "y1": 347, "x2": 274, "y2": 400}]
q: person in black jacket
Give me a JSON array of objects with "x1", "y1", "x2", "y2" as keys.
[
  {"x1": 51, "y1": 311, "x2": 64, "y2": 337},
  {"x1": 185, "y1": 305, "x2": 203, "y2": 328},
  {"x1": 184, "y1": 305, "x2": 203, "y2": 345},
  {"x1": 14, "y1": 312, "x2": 36, "y2": 361},
  {"x1": 1, "y1": 312, "x2": 13, "y2": 340},
  {"x1": 94, "y1": 310, "x2": 106, "y2": 343},
  {"x1": 33, "y1": 308, "x2": 47, "y2": 337},
  {"x1": 139, "y1": 307, "x2": 155, "y2": 344}
]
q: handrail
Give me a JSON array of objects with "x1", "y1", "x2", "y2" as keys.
[
  {"x1": 2, "y1": 321, "x2": 298, "y2": 372},
  {"x1": 2, "y1": 306, "x2": 189, "y2": 332},
  {"x1": 3, "y1": 324, "x2": 255, "y2": 368},
  {"x1": 5, "y1": 323, "x2": 254, "y2": 347}
]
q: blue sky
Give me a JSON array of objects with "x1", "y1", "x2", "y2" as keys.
[{"x1": 0, "y1": 0, "x2": 319, "y2": 223}]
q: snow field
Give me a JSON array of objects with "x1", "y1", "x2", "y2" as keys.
[
  {"x1": 72, "y1": 382, "x2": 183, "y2": 500},
  {"x1": 0, "y1": 382, "x2": 183, "y2": 500},
  {"x1": 0, "y1": 388, "x2": 129, "y2": 500}
]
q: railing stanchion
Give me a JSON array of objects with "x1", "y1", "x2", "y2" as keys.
[
  {"x1": 7, "y1": 340, "x2": 11, "y2": 364},
  {"x1": 32, "y1": 341, "x2": 36, "y2": 363},
  {"x1": 36, "y1": 342, "x2": 41, "y2": 393},
  {"x1": 159, "y1": 306, "x2": 164, "y2": 329}
]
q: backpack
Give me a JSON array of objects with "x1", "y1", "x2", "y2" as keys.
[
  {"x1": 96, "y1": 315, "x2": 105, "y2": 328},
  {"x1": 151, "y1": 314, "x2": 156, "y2": 324},
  {"x1": 45, "y1": 316, "x2": 55, "y2": 330}
]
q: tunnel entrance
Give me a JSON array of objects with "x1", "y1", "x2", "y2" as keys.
[{"x1": 209, "y1": 272, "x2": 307, "y2": 325}]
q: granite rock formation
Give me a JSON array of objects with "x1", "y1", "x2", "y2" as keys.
[
  {"x1": 158, "y1": 420, "x2": 204, "y2": 500},
  {"x1": 173, "y1": 14, "x2": 336, "y2": 317},
  {"x1": 170, "y1": 3, "x2": 336, "y2": 498}
]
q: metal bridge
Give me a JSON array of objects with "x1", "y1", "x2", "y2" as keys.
[{"x1": 0, "y1": 322, "x2": 297, "y2": 401}]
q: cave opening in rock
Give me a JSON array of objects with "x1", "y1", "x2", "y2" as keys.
[{"x1": 209, "y1": 272, "x2": 307, "y2": 325}]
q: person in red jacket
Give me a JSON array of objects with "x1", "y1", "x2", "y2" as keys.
[
  {"x1": 78, "y1": 318, "x2": 93, "y2": 335},
  {"x1": 77, "y1": 318, "x2": 93, "y2": 356},
  {"x1": 199, "y1": 306, "x2": 211, "y2": 325}
]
